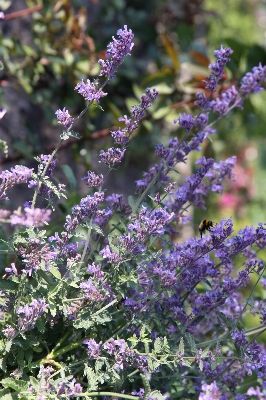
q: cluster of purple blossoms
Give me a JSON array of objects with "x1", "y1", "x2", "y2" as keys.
[
  {"x1": 99, "y1": 147, "x2": 126, "y2": 167},
  {"x1": 204, "y1": 46, "x2": 233, "y2": 92},
  {"x1": 15, "y1": 238, "x2": 57, "y2": 276},
  {"x1": 231, "y1": 328, "x2": 248, "y2": 347},
  {"x1": 240, "y1": 63, "x2": 266, "y2": 97},
  {"x1": 97, "y1": 81, "x2": 157, "y2": 171},
  {"x1": 28, "y1": 367, "x2": 83, "y2": 399},
  {"x1": 128, "y1": 206, "x2": 174, "y2": 241},
  {"x1": 209, "y1": 85, "x2": 240, "y2": 116},
  {"x1": 99, "y1": 244, "x2": 123, "y2": 264},
  {"x1": 48, "y1": 231, "x2": 81, "y2": 262},
  {"x1": 17, "y1": 298, "x2": 48, "y2": 332},
  {"x1": 83, "y1": 338, "x2": 102, "y2": 358},
  {"x1": 79, "y1": 263, "x2": 112, "y2": 302},
  {"x1": 0, "y1": 165, "x2": 33, "y2": 201},
  {"x1": 56, "y1": 378, "x2": 83, "y2": 398},
  {"x1": 10, "y1": 207, "x2": 51, "y2": 227},
  {"x1": 106, "y1": 193, "x2": 131, "y2": 215},
  {"x1": 74, "y1": 79, "x2": 107, "y2": 103},
  {"x1": 0, "y1": 208, "x2": 11, "y2": 219},
  {"x1": 28, "y1": 154, "x2": 60, "y2": 198},
  {"x1": 174, "y1": 113, "x2": 195, "y2": 132},
  {"x1": 55, "y1": 107, "x2": 74, "y2": 129},
  {"x1": 103, "y1": 338, "x2": 148, "y2": 372},
  {"x1": 79, "y1": 279, "x2": 106, "y2": 302},
  {"x1": 199, "y1": 381, "x2": 222, "y2": 400},
  {"x1": 81, "y1": 171, "x2": 104, "y2": 187},
  {"x1": 131, "y1": 388, "x2": 145, "y2": 398},
  {"x1": 83, "y1": 338, "x2": 148, "y2": 372},
  {"x1": 3, "y1": 324, "x2": 17, "y2": 340},
  {"x1": 98, "y1": 25, "x2": 134, "y2": 79},
  {"x1": 111, "y1": 88, "x2": 158, "y2": 146},
  {"x1": 64, "y1": 191, "x2": 104, "y2": 232}
]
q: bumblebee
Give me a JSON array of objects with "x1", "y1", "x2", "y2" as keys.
[
  {"x1": 116, "y1": 298, "x2": 125, "y2": 310},
  {"x1": 199, "y1": 219, "x2": 215, "y2": 238}
]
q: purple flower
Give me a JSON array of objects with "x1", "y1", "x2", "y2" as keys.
[
  {"x1": 56, "y1": 378, "x2": 83, "y2": 397},
  {"x1": 55, "y1": 107, "x2": 74, "y2": 128},
  {"x1": 175, "y1": 113, "x2": 195, "y2": 132},
  {"x1": 99, "y1": 245, "x2": 122, "y2": 264},
  {"x1": 247, "y1": 386, "x2": 264, "y2": 398},
  {"x1": 231, "y1": 328, "x2": 248, "y2": 347},
  {"x1": 79, "y1": 279, "x2": 106, "y2": 302},
  {"x1": 64, "y1": 192, "x2": 104, "y2": 232},
  {"x1": 99, "y1": 147, "x2": 126, "y2": 167},
  {"x1": 98, "y1": 25, "x2": 134, "y2": 79},
  {"x1": 0, "y1": 209, "x2": 11, "y2": 219},
  {"x1": 199, "y1": 381, "x2": 222, "y2": 400},
  {"x1": 111, "y1": 88, "x2": 158, "y2": 146},
  {"x1": 75, "y1": 79, "x2": 107, "y2": 103},
  {"x1": 0, "y1": 108, "x2": 6, "y2": 119},
  {"x1": 3, "y1": 324, "x2": 17, "y2": 340},
  {"x1": 10, "y1": 207, "x2": 51, "y2": 228},
  {"x1": 195, "y1": 47, "x2": 234, "y2": 111},
  {"x1": 17, "y1": 298, "x2": 48, "y2": 332},
  {"x1": 0, "y1": 165, "x2": 33, "y2": 201},
  {"x1": 83, "y1": 338, "x2": 102, "y2": 358},
  {"x1": 81, "y1": 171, "x2": 104, "y2": 187},
  {"x1": 131, "y1": 388, "x2": 145, "y2": 398},
  {"x1": 106, "y1": 193, "x2": 131, "y2": 214},
  {"x1": 209, "y1": 85, "x2": 240, "y2": 116},
  {"x1": 240, "y1": 63, "x2": 266, "y2": 97},
  {"x1": 17, "y1": 238, "x2": 57, "y2": 276}
]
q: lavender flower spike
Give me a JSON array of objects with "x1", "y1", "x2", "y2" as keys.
[
  {"x1": 17, "y1": 298, "x2": 48, "y2": 332},
  {"x1": 74, "y1": 79, "x2": 107, "y2": 103},
  {"x1": 0, "y1": 165, "x2": 33, "y2": 201},
  {"x1": 98, "y1": 25, "x2": 134, "y2": 79},
  {"x1": 55, "y1": 107, "x2": 74, "y2": 129}
]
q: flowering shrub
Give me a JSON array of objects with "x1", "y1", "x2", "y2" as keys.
[{"x1": 1, "y1": 25, "x2": 266, "y2": 400}]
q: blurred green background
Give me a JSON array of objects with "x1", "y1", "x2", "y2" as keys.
[{"x1": 1, "y1": 0, "x2": 266, "y2": 232}]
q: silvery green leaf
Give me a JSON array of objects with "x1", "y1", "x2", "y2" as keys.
[{"x1": 68, "y1": 130, "x2": 81, "y2": 139}]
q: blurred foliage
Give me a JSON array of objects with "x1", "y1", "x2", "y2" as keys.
[{"x1": 1, "y1": 0, "x2": 266, "y2": 229}]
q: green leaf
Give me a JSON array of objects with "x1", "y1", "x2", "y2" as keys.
[
  {"x1": 154, "y1": 337, "x2": 162, "y2": 354},
  {"x1": 178, "y1": 337, "x2": 184, "y2": 354},
  {"x1": 35, "y1": 319, "x2": 45, "y2": 333},
  {"x1": 0, "y1": 378, "x2": 28, "y2": 392},
  {"x1": 216, "y1": 310, "x2": 234, "y2": 331},
  {"x1": 128, "y1": 195, "x2": 136, "y2": 211},
  {"x1": 246, "y1": 298, "x2": 254, "y2": 307},
  {"x1": 92, "y1": 225, "x2": 104, "y2": 236},
  {"x1": 68, "y1": 130, "x2": 81, "y2": 139},
  {"x1": 152, "y1": 105, "x2": 172, "y2": 120},
  {"x1": 48, "y1": 301, "x2": 57, "y2": 317},
  {"x1": 0, "y1": 139, "x2": 8, "y2": 157},
  {"x1": 199, "y1": 359, "x2": 203, "y2": 371},
  {"x1": 49, "y1": 267, "x2": 61, "y2": 280},
  {"x1": 149, "y1": 390, "x2": 165, "y2": 400},
  {"x1": 29, "y1": 376, "x2": 39, "y2": 391},
  {"x1": 0, "y1": 280, "x2": 18, "y2": 291},
  {"x1": 182, "y1": 359, "x2": 192, "y2": 367},
  {"x1": 0, "y1": 357, "x2": 6, "y2": 372},
  {"x1": 5, "y1": 341, "x2": 12, "y2": 353},
  {"x1": 17, "y1": 349, "x2": 24, "y2": 367},
  {"x1": 61, "y1": 165, "x2": 77, "y2": 189},
  {"x1": 84, "y1": 366, "x2": 99, "y2": 390},
  {"x1": 49, "y1": 282, "x2": 63, "y2": 297},
  {"x1": 0, "y1": 390, "x2": 15, "y2": 400},
  {"x1": 184, "y1": 332, "x2": 196, "y2": 353}
]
